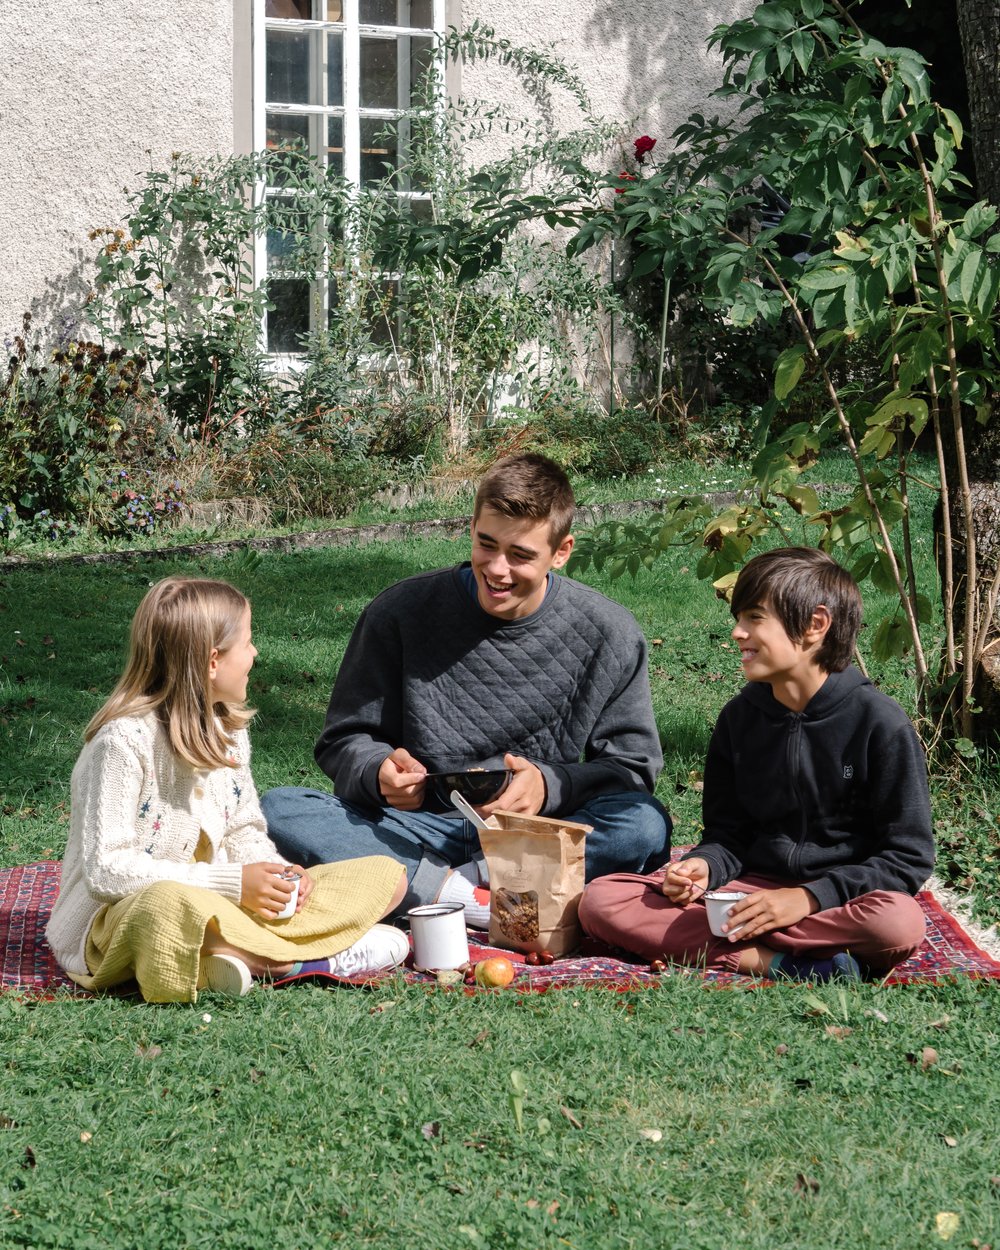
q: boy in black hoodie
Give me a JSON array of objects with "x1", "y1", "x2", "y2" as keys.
[{"x1": 579, "y1": 547, "x2": 934, "y2": 980}]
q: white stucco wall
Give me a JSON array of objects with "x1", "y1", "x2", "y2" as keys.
[
  {"x1": 0, "y1": 0, "x2": 237, "y2": 342},
  {"x1": 0, "y1": 0, "x2": 753, "y2": 344},
  {"x1": 458, "y1": 1, "x2": 754, "y2": 166}
]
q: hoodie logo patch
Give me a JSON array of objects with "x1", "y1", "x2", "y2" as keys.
[{"x1": 843, "y1": 764, "x2": 854, "y2": 780}]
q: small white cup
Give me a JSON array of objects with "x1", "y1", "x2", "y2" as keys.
[
  {"x1": 408, "y1": 902, "x2": 471, "y2": 971},
  {"x1": 704, "y1": 890, "x2": 748, "y2": 938},
  {"x1": 274, "y1": 870, "x2": 301, "y2": 920}
]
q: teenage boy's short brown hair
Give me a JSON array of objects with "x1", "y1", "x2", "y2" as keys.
[
  {"x1": 731, "y1": 547, "x2": 862, "y2": 673},
  {"x1": 473, "y1": 453, "x2": 576, "y2": 548}
]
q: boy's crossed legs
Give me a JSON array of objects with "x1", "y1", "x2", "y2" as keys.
[{"x1": 579, "y1": 869, "x2": 925, "y2": 978}]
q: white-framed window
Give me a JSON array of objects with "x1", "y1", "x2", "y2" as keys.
[{"x1": 252, "y1": 0, "x2": 446, "y2": 354}]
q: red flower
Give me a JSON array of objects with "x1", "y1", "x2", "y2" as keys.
[
  {"x1": 634, "y1": 134, "x2": 657, "y2": 163},
  {"x1": 615, "y1": 170, "x2": 637, "y2": 195}
]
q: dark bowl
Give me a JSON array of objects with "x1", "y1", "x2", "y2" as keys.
[{"x1": 427, "y1": 768, "x2": 513, "y2": 808}]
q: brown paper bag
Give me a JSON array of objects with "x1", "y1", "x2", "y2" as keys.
[{"x1": 477, "y1": 811, "x2": 590, "y2": 957}]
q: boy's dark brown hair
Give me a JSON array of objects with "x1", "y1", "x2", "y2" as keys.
[
  {"x1": 731, "y1": 547, "x2": 862, "y2": 673},
  {"x1": 473, "y1": 453, "x2": 576, "y2": 548}
]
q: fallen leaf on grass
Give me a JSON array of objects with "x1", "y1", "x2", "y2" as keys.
[
  {"x1": 135, "y1": 1044, "x2": 162, "y2": 1060},
  {"x1": 775, "y1": 1043, "x2": 789, "y2": 1056},
  {"x1": 905, "y1": 1047, "x2": 939, "y2": 1070},
  {"x1": 22, "y1": 1147, "x2": 35, "y2": 1169},
  {"x1": 421, "y1": 1121, "x2": 441, "y2": 1141},
  {"x1": 0, "y1": 1114, "x2": 18, "y2": 1130},
  {"x1": 638, "y1": 1128, "x2": 663, "y2": 1143},
  {"x1": 794, "y1": 1173, "x2": 819, "y2": 1195},
  {"x1": 941, "y1": 1135, "x2": 958, "y2": 1148},
  {"x1": 369, "y1": 1000, "x2": 396, "y2": 1015},
  {"x1": 864, "y1": 1008, "x2": 889, "y2": 1023},
  {"x1": 435, "y1": 970, "x2": 464, "y2": 987},
  {"x1": 79, "y1": 1132, "x2": 92, "y2": 1144},
  {"x1": 935, "y1": 1211, "x2": 960, "y2": 1240},
  {"x1": 825, "y1": 1024, "x2": 852, "y2": 1039},
  {"x1": 559, "y1": 1105, "x2": 583, "y2": 1129},
  {"x1": 467, "y1": 1028, "x2": 489, "y2": 1048},
  {"x1": 929, "y1": 1015, "x2": 951, "y2": 1030}
]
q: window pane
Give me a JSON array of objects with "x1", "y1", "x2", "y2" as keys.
[
  {"x1": 360, "y1": 116, "x2": 397, "y2": 184},
  {"x1": 326, "y1": 116, "x2": 344, "y2": 177},
  {"x1": 266, "y1": 0, "x2": 311, "y2": 18},
  {"x1": 365, "y1": 277, "x2": 401, "y2": 347},
  {"x1": 266, "y1": 1, "x2": 343, "y2": 19},
  {"x1": 360, "y1": 36, "x2": 397, "y2": 109},
  {"x1": 360, "y1": 0, "x2": 433, "y2": 26},
  {"x1": 267, "y1": 279, "x2": 312, "y2": 353},
  {"x1": 266, "y1": 29, "x2": 343, "y2": 107},
  {"x1": 266, "y1": 111, "x2": 309, "y2": 151}
]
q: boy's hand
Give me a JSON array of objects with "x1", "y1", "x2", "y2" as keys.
[
  {"x1": 241, "y1": 862, "x2": 295, "y2": 919},
  {"x1": 480, "y1": 753, "x2": 546, "y2": 818},
  {"x1": 724, "y1": 887, "x2": 818, "y2": 940},
  {"x1": 662, "y1": 857, "x2": 710, "y2": 903},
  {"x1": 378, "y1": 748, "x2": 427, "y2": 810}
]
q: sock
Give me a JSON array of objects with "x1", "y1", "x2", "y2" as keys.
[
  {"x1": 288, "y1": 959, "x2": 332, "y2": 976},
  {"x1": 437, "y1": 866, "x2": 491, "y2": 929},
  {"x1": 767, "y1": 951, "x2": 861, "y2": 982}
]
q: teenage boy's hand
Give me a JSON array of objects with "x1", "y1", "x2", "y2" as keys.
[
  {"x1": 724, "y1": 887, "x2": 818, "y2": 940},
  {"x1": 480, "y1": 753, "x2": 546, "y2": 817},
  {"x1": 661, "y1": 857, "x2": 710, "y2": 903},
  {"x1": 378, "y1": 748, "x2": 427, "y2": 810}
]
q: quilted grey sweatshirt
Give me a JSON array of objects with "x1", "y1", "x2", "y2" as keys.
[{"x1": 314, "y1": 565, "x2": 663, "y2": 814}]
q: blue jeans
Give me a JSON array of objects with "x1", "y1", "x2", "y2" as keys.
[{"x1": 260, "y1": 786, "x2": 672, "y2": 913}]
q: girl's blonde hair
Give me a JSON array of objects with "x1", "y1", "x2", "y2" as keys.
[{"x1": 86, "y1": 577, "x2": 254, "y2": 770}]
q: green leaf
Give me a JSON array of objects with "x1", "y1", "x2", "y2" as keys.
[
  {"x1": 753, "y1": 3, "x2": 795, "y2": 31},
  {"x1": 962, "y1": 202, "x2": 999, "y2": 240},
  {"x1": 630, "y1": 249, "x2": 663, "y2": 279},
  {"x1": 941, "y1": 107, "x2": 964, "y2": 148},
  {"x1": 959, "y1": 248, "x2": 988, "y2": 307},
  {"x1": 774, "y1": 345, "x2": 807, "y2": 400}
]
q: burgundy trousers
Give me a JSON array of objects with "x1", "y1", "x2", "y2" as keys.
[{"x1": 578, "y1": 869, "x2": 926, "y2": 973}]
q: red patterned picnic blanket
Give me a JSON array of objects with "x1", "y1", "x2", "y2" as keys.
[{"x1": 3, "y1": 860, "x2": 999, "y2": 994}]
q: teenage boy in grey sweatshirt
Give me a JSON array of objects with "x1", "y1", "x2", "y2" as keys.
[{"x1": 262, "y1": 453, "x2": 672, "y2": 921}]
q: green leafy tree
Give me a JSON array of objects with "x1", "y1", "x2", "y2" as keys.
[{"x1": 557, "y1": 0, "x2": 1000, "y2": 746}]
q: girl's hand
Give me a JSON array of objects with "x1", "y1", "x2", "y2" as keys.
[
  {"x1": 662, "y1": 857, "x2": 710, "y2": 904},
  {"x1": 241, "y1": 862, "x2": 295, "y2": 919},
  {"x1": 724, "y1": 886, "x2": 818, "y2": 941},
  {"x1": 287, "y1": 865, "x2": 313, "y2": 912}
]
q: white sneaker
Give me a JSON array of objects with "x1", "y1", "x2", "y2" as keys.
[
  {"x1": 326, "y1": 924, "x2": 410, "y2": 978},
  {"x1": 202, "y1": 953, "x2": 253, "y2": 997}
]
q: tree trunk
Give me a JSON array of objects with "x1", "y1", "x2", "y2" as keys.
[{"x1": 947, "y1": 1, "x2": 1000, "y2": 740}]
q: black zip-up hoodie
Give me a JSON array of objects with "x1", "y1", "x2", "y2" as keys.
[{"x1": 690, "y1": 667, "x2": 934, "y2": 911}]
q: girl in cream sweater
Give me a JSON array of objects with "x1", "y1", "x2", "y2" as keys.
[{"x1": 47, "y1": 576, "x2": 407, "y2": 1002}]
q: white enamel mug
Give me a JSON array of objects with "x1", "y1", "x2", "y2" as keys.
[
  {"x1": 407, "y1": 902, "x2": 471, "y2": 970},
  {"x1": 704, "y1": 890, "x2": 748, "y2": 938}
]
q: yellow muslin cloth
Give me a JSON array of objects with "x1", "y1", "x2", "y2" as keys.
[{"x1": 73, "y1": 856, "x2": 405, "y2": 1003}]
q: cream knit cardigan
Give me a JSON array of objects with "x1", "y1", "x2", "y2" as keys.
[{"x1": 46, "y1": 712, "x2": 287, "y2": 978}]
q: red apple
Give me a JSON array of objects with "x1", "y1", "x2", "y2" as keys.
[{"x1": 473, "y1": 956, "x2": 516, "y2": 988}]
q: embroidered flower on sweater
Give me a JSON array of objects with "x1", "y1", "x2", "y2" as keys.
[
  {"x1": 139, "y1": 799, "x2": 151, "y2": 818},
  {"x1": 233, "y1": 782, "x2": 242, "y2": 801}
]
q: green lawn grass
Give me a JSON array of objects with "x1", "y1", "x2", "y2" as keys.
[{"x1": 1, "y1": 461, "x2": 999, "y2": 1248}]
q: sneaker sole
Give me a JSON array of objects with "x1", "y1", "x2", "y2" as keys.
[{"x1": 202, "y1": 954, "x2": 253, "y2": 997}]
